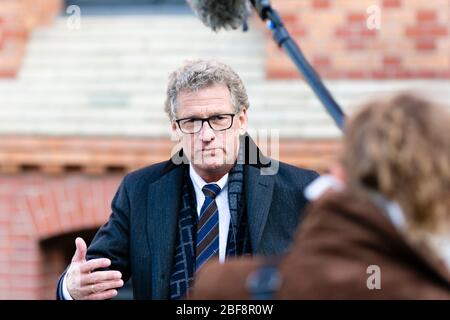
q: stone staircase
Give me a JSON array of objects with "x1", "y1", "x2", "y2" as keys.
[{"x1": 0, "y1": 11, "x2": 449, "y2": 139}]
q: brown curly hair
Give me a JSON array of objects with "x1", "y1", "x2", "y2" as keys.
[{"x1": 343, "y1": 93, "x2": 450, "y2": 234}]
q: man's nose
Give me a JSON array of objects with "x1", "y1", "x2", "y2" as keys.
[{"x1": 199, "y1": 120, "x2": 215, "y2": 141}]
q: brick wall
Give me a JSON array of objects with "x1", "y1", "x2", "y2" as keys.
[
  {"x1": 0, "y1": 177, "x2": 43, "y2": 299},
  {"x1": 267, "y1": 0, "x2": 450, "y2": 79},
  {"x1": 0, "y1": 136, "x2": 339, "y2": 176},
  {"x1": 0, "y1": 0, "x2": 62, "y2": 77},
  {"x1": 0, "y1": 174, "x2": 122, "y2": 299}
]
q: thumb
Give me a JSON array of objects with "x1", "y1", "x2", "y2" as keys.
[{"x1": 72, "y1": 237, "x2": 87, "y2": 263}]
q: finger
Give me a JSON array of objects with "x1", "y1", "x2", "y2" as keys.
[
  {"x1": 72, "y1": 237, "x2": 87, "y2": 263},
  {"x1": 93, "y1": 279, "x2": 123, "y2": 292},
  {"x1": 81, "y1": 270, "x2": 122, "y2": 285},
  {"x1": 86, "y1": 289, "x2": 118, "y2": 300},
  {"x1": 89, "y1": 279, "x2": 124, "y2": 293},
  {"x1": 80, "y1": 258, "x2": 111, "y2": 273}
]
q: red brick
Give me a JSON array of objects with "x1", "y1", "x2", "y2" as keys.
[
  {"x1": 313, "y1": 56, "x2": 331, "y2": 68},
  {"x1": 289, "y1": 26, "x2": 308, "y2": 38},
  {"x1": 0, "y1": 18, "x2": 4, "y2": 49},
  {"x1": 312, "y1": 0, "x2": 330, "y2": 10},
  {"x1": 361, "y1": 29, "x2": 378, "y2": 38},
  {"x1": 345, "y1": 70, "x2": 366, "y2": 79},
  {"x1": 431, "y1": 26, "x2": 448, "y2": 37},
  {"x1": 267, "y1": 68, "x2": 299, "y2": 79},
  {"x1": 335, "y1": 27, "x2": 351, "y2": 39},
  {"x1": 346, "y1": 41, "x2": 366, "y2": 50},
  {"x1": 280, "y1": 13, "x2": 298, "y2": 25},
  {"x1": 382, "y1": 0, "x2": 402, "y2": 8},
  {"x1": 415, "y1": 40, "x2": 436, "y2": 51},
  {"x1": 3, "y1": 26, "x2": 28, "y2": 39},
  {"x1": 416, "y1": 70, "x2": 439, "y2": 78},
  {"x1": 383, "y1": 55, "x2": 402, "y2": 66},
  {"x1": 370, "y1": 70, "x2": 388, "y2": 79},
  {"x1": 394, "y1": 70, "x2": 414, "y2": 79},
  {"x1": 347, "y1": 13, "x2": 366, "y2": 23},
  {"x1": 0, "y1": 68, "x2": 17, "y2": 78},
  {"x1": 406, "y1": 26, "x2": 448, "y2": 38},
  {"x1": 417, "y1": 10, "x2": 438, "y2": 23}
]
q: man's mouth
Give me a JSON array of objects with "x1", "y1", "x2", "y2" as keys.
[{"x1": 202, "y1": 148, "x2": 221, "y2": 152}]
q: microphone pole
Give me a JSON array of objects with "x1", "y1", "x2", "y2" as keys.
[{"x1": 250, "y1": 0, "x2": 345, "y2": 130}]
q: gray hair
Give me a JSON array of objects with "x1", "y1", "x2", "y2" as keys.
[{"x1": 164, "y1": 59, "x2": 250, "y2": 120}]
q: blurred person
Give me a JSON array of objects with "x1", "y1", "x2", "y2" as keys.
[
  {"x1": 56, "y1": 59, "x2": 318, "y2": 300},
  {"x1": 190, "y1": 93, "x2": 450, "y2": 299}
]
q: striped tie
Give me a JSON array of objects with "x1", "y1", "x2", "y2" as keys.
[{"x1": 196, "y1": 183, "x2": 221, "y2": 271}]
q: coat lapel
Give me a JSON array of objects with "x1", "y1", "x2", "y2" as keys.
[
  {"x1": 245, "y1": 164, "x2": 274, "y2": 252},
  {"x1": 239, "y1": 134, "x2": 276, "y2": 253},
  {"x1": 146, "y1": 164, "x2": 184, "y2": 299}
]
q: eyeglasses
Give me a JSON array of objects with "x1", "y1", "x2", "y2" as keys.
[{"x1": 175, "y1": 113, "x2": 236, "y2": 134}]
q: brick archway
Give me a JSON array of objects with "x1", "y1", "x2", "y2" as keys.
[
  {"x1": 23, "y1": 175, "x2": 123, "y2": 299},
  {"x1": 0, "y1": 173, "x2": 122, "y2": 299},
  {"x1": 19, "y1": 175, "x2": 121, "y2": 240}
]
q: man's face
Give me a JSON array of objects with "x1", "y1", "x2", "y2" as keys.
[{"x1": 171, "y1": 84, "x2": 248, "y2": 175}]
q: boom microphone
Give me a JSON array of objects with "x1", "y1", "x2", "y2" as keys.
[
  {"x1": 186, "y1": 0, "x2": 346, "y2": 130},
  {"x1": 187, "y1": 0, "x2": 251, "y2": 32}
]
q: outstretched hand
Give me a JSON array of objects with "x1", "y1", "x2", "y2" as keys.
[{"x1": 66, "y1": 237, "x2": 124, "y2": 300}]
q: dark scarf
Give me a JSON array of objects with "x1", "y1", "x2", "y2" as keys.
[
  {"x1": 225, "y1": 163, "x2": 252, "y2": 258},
  {"x1": 169, "y1": 163, "x2": 249, "y2": 300}
]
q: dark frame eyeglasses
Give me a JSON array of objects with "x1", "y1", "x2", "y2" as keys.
[{"x1": 175, "y1": 113, "x2": 236, "y2": 134}]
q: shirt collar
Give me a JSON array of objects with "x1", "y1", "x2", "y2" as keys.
[
  {"x1": 189, "y1": 163, "x2": 229, "y2": 192},
  {"x1": 369, "y1": 191, "x2": 407, "y2": 230},
  {"x1": 304, "y1": 174, "x2": 344, "y2": 201}
]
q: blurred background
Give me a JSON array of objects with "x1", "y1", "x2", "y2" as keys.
[{"x1": 0, "y1": 0, "x2": 449, "y2": 299}]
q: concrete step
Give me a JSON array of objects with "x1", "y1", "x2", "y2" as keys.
[
  {"x1": 26, "y1": 41, "x2": 263, "y2": 54},
  {"x1": 17, "y1": 71, "x2": 264, "y2": 83},
  {"x1": 34, "y1": 16, "x2": 260, "y2": 35},
  {"x1": 22, "y1": 55, "x2": 263, "y2": 68},
  {"x1": 0, "y1": 105, "x2": 330, "y2": 118},
  {"x1": 0, "y1": 95, "x2": 335, "y2": 114},
  {"x1": 0, "y1": 121, "x2": 171, "y2": 137},
  {"x1": 30, "y1": 29, "x2": 262, "y2": 42},
  {"x1": 3, "y1": 80, "x2": 449, "y2": 107},
  {"x1": 0, "y1": 121, "x2": 340, "y2": 138}
]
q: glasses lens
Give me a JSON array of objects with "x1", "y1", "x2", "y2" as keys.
[
  {"x1": 209, "y1": 115, "x2": 233, "y2": 131},
  {"x1": 179, "y1": 119, "x2": 202, "y2": 134},
  {"x1": 178, "y1": 114, "x2": 234, "y2": 133}
]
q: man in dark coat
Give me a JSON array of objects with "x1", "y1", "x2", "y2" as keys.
[{"x1": 56, "y1": 59, "x2": 318, "y2": 300}]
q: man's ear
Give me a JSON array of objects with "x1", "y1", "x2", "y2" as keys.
[
  {"x1": 238, "y1": 107, "x2": 248, "y2": 135},
  {"x1": 171, "y1": 121, "x2": 181, "y2": 141}
]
